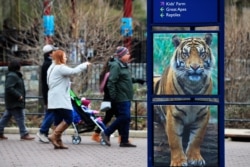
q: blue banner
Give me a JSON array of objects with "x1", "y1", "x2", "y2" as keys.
[
  {"x1": 43, "y1": 15, "x2": 54, "y2": 36},
  {"x1": 121, "y1": 17, "x2": 133, "y2": 37}
]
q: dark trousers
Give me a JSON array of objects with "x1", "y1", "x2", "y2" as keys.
[
  {"x1": 104, "y1": 101, "x2": 131, "y2": 143},
  {"x1": 95, "y1": 102, "x2": 117, "y2": 133},
  {"x1": 39, "y1": 109, "x2": 54, "y2": 135},
  {"x1": 0, "y1": 108, "x2": 29, "y2": 137},
  {"x1": 49, "y1": 108, "x2": 73, "y2": 126}
]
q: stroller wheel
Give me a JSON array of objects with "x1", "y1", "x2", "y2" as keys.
[{"x1": 72, "y1": 136, "x2": 81, "y2": 144}]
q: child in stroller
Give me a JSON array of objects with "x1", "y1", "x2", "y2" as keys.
[{"x1": 70, "y1": 90, "x2": 106, "y2": 144}]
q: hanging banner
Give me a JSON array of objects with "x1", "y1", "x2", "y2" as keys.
[
  {"x1": 121, "y1": 17, "x2": 133, "y2": 37},
  {"x1": 43, "y1": 15, "x2": 54, "y2": 36}
]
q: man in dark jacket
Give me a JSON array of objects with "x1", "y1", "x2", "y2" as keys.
[
  {"x1": 36, "y1": 44, "x2": 57, "y2": 143},
  {"x1": 92, "y1": 55, "x2": 145, "y2": 143},
  {"x1": 0, "y1": 59, "x2": 34, "y2": 140},
  {"x1": 101, "y1": 46, "x2": 138, "y2": 147}
]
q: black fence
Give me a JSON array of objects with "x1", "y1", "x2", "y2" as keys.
[
  {"x1": 225, "y1": 102, "x2": 250, "y2": 127},
  {"x1": 0, "y1": 95, "x2": 147, "y2": 130},
  {"x1": 84, "y1": 63, "x2": 147, "y2": 92}
]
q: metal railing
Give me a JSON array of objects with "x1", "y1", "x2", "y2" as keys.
[
  {"x1": 3, "y1": 98, "x2": 249, "y2": 129},
  {"x1": 0, "y1": 95, "x2": 147, "y2": 130},
  {"x1": 225, "y1": 102, "x2": 250, "y2": 123}
]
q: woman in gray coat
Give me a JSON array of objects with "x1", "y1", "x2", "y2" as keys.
[{"x1": 47, "y1": 49, "x2": 90, "y2": 149}]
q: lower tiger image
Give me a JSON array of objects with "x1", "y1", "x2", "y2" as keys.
[
  {"x1": 152, "y1": 33, "x2": 219, "y2": 166},
  {"x1": 153, "y1": 105, "x2": 218, "y2": 167}
]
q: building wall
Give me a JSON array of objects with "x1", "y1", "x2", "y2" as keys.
[{"x1": 0, "y1": 65, "x2": 40, "y2": 96}]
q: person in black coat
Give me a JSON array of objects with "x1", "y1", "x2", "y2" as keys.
[
  {"x1": 0, "y1": 59, "x2": 34, "y2": 140},
  {"x1": 41, "y1": 45, "x2": 55, "y2": 106},
  {"x1": 36, "y1": 44, "x2": 57, "y2": 143}
]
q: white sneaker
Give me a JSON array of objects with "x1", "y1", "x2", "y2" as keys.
[{"x1": 36, "y1": 132, "x2": 49, "y2": 143}]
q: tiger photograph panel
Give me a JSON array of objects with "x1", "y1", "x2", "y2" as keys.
[
  {"x1": 153, "y1": 32, "x2": 218, "y2": 96},
  {"x1": 152, "y1": 32, "x2": 220, "y2": 166},
  {"x1": 153, "y1": 104, "x2": 218, "y2": 167}
]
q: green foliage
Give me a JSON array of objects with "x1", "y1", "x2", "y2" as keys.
[
  {"x1": 105, "y1": 0, "x2": 123, "y2": 9},
  {"x1": 105, "y1": 0, "x2": 147, "y2": 28},
  {"x1": 210, "y1": 105, "x2": 218, "y2": 122},
  {"x1": 133, "y1": 0, "x2": 147, "y2": 26}
]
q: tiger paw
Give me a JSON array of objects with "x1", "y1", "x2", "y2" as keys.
[
  {"x1": 170, "y1": 155, "x2": 188, "y2": 167},
  {"x1": 170, "y1": 160, "x2": 188, "y2": 167},
  {"x1": 187, "y1": 155, "x2": 206, "y2": 166}
]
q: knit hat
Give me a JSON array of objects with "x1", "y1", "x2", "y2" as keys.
[
  {"x1": 115, "y1": 46, "x2": 128, "y2": 58},
  {"x1": 42, "y1": 44, "x2": 58, "y2": 53},
  {"x1": 81, "y1": 99, "x2": 91, "y2": 107}
]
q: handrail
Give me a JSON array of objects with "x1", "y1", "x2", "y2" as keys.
[
  {"x1": 225, "y1": 102, "x2": 250, "y2": 105},
  {"x1": 2, "y1": 95, "x2": 249, "y2": 127},
  {"x1": 225, "y1": 102, "x2": 250, "y2": 123},
  {"x1": 0, "y1": 95, "x2": 147, "y2": 130}
]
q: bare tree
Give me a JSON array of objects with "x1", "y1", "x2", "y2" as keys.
[
  {"x1": 1, "y1": 0, "x2": 123, "y2": 61},
  {"x1": 51, "y1": 0, "x2": 124, "y2": 93},
  {"x1": 47, "y1": 0, "x2": 124, "y2": 63},
  {"x1": 1, "y1": 0, "x2": 125, "y2": 93},
  {"x1": 225, "y1": 3, "x2": 250, "y2": 102}
]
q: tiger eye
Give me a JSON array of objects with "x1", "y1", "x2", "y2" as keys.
[
  {"x1": 200, "y1": 52, "x2": 206, "y2": 58},
  {"x1": 182, "y1": 52, "x2": 189, "y2": 59}
]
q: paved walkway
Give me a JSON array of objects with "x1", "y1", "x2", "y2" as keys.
[
  {"x1": 0, "y1": 129, "x2": 249, "y2": 167},
  {"x1": 225, "y1": 137, "x2": 250, "y2": 167},
  {"x1": 0, "y1": 133, "x2": 147, "y2": 167}
]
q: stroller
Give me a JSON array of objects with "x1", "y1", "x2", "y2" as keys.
[{"x1": 70, "y1": 90, "x2": 106, "y2": 144}]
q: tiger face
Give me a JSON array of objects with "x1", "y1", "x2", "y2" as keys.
[
  {"x1": 166, "y1": 33, "x2": 215, "y2": 95},
  {"x1": 154, "y1": 34, "x2": 215, "y2": 166}
]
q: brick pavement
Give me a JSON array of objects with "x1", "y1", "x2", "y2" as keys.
[
  {"x1": 0, "y1": 131, "x2": 147, "y2": 167},
  {"x1": 0, "y1": 128, "x2": 249, "y2": 167},
  {"x1": 225, "y1": 138, "x2": 250, "y2": 167}
]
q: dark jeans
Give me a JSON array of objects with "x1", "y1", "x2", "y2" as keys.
[
  {"x1": 104, "y1": 101, "x2": 131, "y2": 143},
  {"x1": 95, "y1": 102, "x2": 118, "y2": 134},
  {"x1": 49, "y1": 108, "x2": 73, "y2": 126},
  {"x1": 0, "y1": 108, "x2": 29, "y2": 137},
  {"x1": 39, "y1": 109, "x2": 54, "y2": 136}
]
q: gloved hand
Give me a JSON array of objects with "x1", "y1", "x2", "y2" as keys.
[
  {"x1": 93, "y1": 110, "x2": 100, "y2": 114},
  {"x1": 135, "y1": 78, "x2": 146, "y2": 85}
]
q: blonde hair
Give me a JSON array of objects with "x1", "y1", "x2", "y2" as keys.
[{"x1": 52, "y1": 50, "x2": 65, "y2": 64}]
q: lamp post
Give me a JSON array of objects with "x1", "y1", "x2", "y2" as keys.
[
  {"x1": 124, "y1": 0, "x2": 132, "y2": 17},
  {"x1": 43, "y1": 0, "x2": 51, "y2": 15}
]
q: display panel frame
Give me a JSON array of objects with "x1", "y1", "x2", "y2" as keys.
[{"x1": 147, "y1": 0, "x2": 225, "y2": 167}]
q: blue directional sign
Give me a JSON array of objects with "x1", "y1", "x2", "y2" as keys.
[{"x1": 153, "y1": 0, "x2": 218, "y2": 24}]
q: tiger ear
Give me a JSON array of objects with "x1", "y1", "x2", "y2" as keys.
[
  {"x1": 204, "y1": 33, "x2": 213, "y2": 46},
  {"x1": 172, "y1": 35, "x2": 181, "y2": 48}
]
